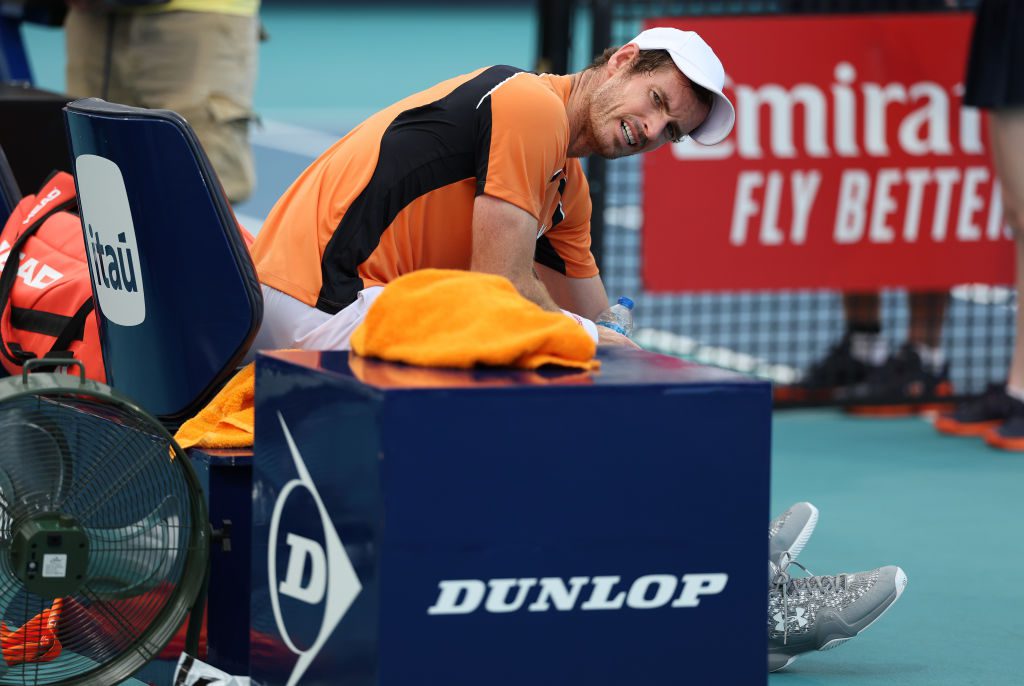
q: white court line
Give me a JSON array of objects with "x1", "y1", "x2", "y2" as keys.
[
  {"x1": 252, "y1": 119, "x2": 342, "y2": 158},
  {"x1": 951, "y1": 284, "x2": 1015, "y2": 307},
  {"x1": 633, "y1": 327, "x2": 799, "y2": 384}
]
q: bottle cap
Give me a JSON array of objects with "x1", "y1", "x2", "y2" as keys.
[{"x1": 617, "y1": 296, "x2": 635, "y2": 310}]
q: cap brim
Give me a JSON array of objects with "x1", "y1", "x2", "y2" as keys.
[
  {"x1": 689, "y1": 93, "x2": 735, "y2": 145},
  {"x1": 669, "y1": 54, "x2": 735, "y2": 145}
]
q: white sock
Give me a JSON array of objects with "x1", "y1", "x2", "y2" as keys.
[
  {"x1": 850, "y1": 332, "x2": 889, "y2": 366},
  {"x1": 913, "y1": 343, "x2": 946, "y2": 373}
]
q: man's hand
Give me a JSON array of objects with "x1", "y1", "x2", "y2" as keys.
[
  {"x1": 597, "y1": 326, "x2": 641, "y2": 349},
  {"x1": 535, "y1": 264, "x2": 610, "y2": 321}
]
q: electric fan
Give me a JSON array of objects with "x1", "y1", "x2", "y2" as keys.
[{"x1": 0, "y1": 360, "x2": 209, "y2": 685}]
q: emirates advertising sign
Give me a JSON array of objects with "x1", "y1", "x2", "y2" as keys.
[{"x1": 642, "y1": 14, "x2": 1014, "y2": 292}]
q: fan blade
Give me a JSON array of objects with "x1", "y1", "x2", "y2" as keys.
[
  {"x1": 0, "y1": 555, "x2": 19, "y2": 626},
  {"x1": 0, "y1": 409, "x2": 71, "y2": 514},
  {"x1": 84, "y1": 496, "x2": 181, "y2": 600}
]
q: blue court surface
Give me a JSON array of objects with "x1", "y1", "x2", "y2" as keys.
[{"x1": 19, "y1": 3, "x2": 1024, "y2": 684}]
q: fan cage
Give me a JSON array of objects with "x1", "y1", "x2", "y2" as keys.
[{"x1": 0, "y1": 375, "x2": 209, "y2": 686}]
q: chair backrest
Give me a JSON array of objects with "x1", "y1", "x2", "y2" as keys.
[
  {"x1": 63, "y1": 98, "x2": 262, "y2": 424},
  {"x1": 0, "y1": 144, "x2": 21, "y2": 226}
]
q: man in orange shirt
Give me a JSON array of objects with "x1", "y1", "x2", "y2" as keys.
[{"x1": 249, "y1": 27, "x2": 733, "y2": 353}]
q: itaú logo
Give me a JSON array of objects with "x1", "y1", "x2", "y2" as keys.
[
  {"x1": 268, "y1": 413, "x2": 362, "y2": 686},
  {"x1": 427, "y1": 573, "x2": 728, "y2": 615},
  {"x1": 74, "y1": 154, "x2": 146, "y2": 326}
]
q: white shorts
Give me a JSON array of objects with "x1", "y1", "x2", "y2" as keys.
[{"x1": 245, "y1": 284, "x2": 384, "y2": 361}]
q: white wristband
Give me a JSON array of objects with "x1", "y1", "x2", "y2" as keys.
[{"x1": 560, "y1": 309, "x2": 599, "y2": 343}]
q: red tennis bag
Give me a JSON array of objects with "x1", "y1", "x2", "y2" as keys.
[{"x1": 0, "y1": 171, "x2": 106, "y2": 381}]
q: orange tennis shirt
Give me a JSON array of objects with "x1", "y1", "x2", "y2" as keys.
[{"x1": 250, "y1": 67, "x2": 598, "y2": 314}]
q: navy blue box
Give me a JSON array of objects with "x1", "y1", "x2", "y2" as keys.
[{"x1": 251, "y1": 349, "x2": 771, "y2": 685}]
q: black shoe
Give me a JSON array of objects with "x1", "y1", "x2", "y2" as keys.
[
  {"x1": 774, "y1": 333, "x2": 876, "y2": 402},
  {"x1": 841, "y1": 344, "x2": 953, "y2": 416},
  {"x1": 935, "y1": 384, "x2": 1015, "y2": 436},
  {"x1": 984, "y1": 393, "x2": 1024, "y2": 452}
]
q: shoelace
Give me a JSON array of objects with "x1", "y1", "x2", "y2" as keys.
[{"x1": 770, "y1": 552, "x2": 848, "y2": 644}]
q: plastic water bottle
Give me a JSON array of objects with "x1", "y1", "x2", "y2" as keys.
[{"x1": 595, "y1": 296, "x2": 635, "y2": 337}]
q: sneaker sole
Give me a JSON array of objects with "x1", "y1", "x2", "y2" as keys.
[
  {"x1": 844, "y1": 383, "x2": 954, "y2": 417},
  {"x1": 774, "y1": 387, "x2": 835, "y2": 403},
  {"x1": 934, "y1": 417, "x2": 1003, "y2": 437},
  {"x1": 846, "y1": 395, "x2": 955, "y2": 417},
  {"x1": 985, "y1": 431, "x2": 1024, "y2": 452},
  {"x1": 768, "y1": 567, "x2": 908, "y2": 673},
  {"x1": 846, "y1": 402, "x2": 953, "y2": 417}
]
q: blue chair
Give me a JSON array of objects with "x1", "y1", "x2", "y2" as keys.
[
  {"x1": 63, "y1": 98, "x2": 262, "y2": 425},
  {"x1": 0, "y1": 144, "x2": 20, "y2": 226}
]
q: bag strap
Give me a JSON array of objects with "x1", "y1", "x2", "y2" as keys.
[
  {"x1": 14, "y1": 298, "x2": 96, "y2": 370},
  {"x1": 50, "y1": 298, "x2": 95, "y2": 355},
  {"x1": 10, "y1": 297, "x2": 94, "y2": 343},
  {"x1": 0, "y1": 195, "x2": 80, "y2": 366}
]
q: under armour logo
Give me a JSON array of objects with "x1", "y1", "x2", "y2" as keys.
[{"x1": 773, "y1": 607, "x2": 808, "y2": 632}]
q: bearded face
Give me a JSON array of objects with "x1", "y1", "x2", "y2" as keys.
[{"x1": 571, "y1": 63, "x2": 711, "y2": 159}]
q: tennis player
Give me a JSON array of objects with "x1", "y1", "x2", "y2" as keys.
[{"x1": 249, "y1": 28, "x2": 908, "y2": 672}]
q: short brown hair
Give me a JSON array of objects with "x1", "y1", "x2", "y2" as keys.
[{"x1": 589, "y1": 47, "x2": 714, "y2": 109}]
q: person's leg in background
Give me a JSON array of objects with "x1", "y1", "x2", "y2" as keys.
[
  {"x1": 936, "y1": 109, "x2": 1024, "y2": 448},
  {"x1": 64, "y1": 7, "x2": 135, "y2": 105},
  {"x1": 69, "y1": 9, "x2": 259, "y2": 204},
  {"x1": 66, "y1": 7, "x2": 258, "y2": 203},
  {"x1": 841, "y1": 289, "x2": 951, "y2": 416},
  {"x1": 992, "y1": 110, "x2": 1024, "y2": 402},
  {"x1": 842, "y1": 292, "x2": 887, "y2": 369},
  {"x1": 908, "y1": 291, "x2": 948, "y2": 368},
  {"x1": 773, "y1": 292, "x2": 886, "y2": 403},
  {"x1": 125, "y1": 10, "x2": 259, "y2": 204},
  {"x1": 777, "y1": 290, "x2": 950, "y2": 410}
]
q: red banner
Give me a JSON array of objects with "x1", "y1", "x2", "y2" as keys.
[{"x1": 642, "y1": 14, "x2": 1014, "y2": 292}]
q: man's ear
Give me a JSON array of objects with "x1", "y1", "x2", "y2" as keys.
[{"x1": 606, "y1": 42, "x2": 640, "y2": 74}]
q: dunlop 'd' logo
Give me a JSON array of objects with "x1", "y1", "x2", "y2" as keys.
[{"x1": 268, "y1": 413, "x2": 362, "y2": 686}]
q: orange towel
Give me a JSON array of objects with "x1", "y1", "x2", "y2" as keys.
[
  {"x1": 174, "y1": 363, "x2": 255, "y2": 450},
  {"x1": 350, "y1": 269, "x2": 599, "y2": 371}
]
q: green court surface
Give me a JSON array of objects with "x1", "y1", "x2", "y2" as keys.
[{"x1": 18, "y1": 4, "x2": 1024, "y2": 685}]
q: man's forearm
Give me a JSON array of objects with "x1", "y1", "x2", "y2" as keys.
[{"x1": 509, "y1": 269, "x2": 562, "y2": 312}]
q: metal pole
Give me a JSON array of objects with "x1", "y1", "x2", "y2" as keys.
[
  {"x1": 587, "y1": 0, "x2": 612, "y2": 270},
  {"x1": 0, "y1": 14, "x2": 33, "y2": 84},
  {"x1": 536, "y1": 0, "x2": 573, "y2": 75}
]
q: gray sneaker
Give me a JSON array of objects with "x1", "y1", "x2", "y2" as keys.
[
  {"x1": 769, "y1": 502, "x2": 819, "y2": 571},
  {"x1": 767, "y1": 561, "x2": 908, "y2": 672}
]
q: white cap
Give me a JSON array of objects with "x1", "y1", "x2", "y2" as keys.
[{"x1": 630, "y1": 27, "x2": 735, "y2": 145}]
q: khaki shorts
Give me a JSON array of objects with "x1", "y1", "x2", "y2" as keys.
[{"x1": 65, "y1": 8, "x2": 258, "y2": 203}]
